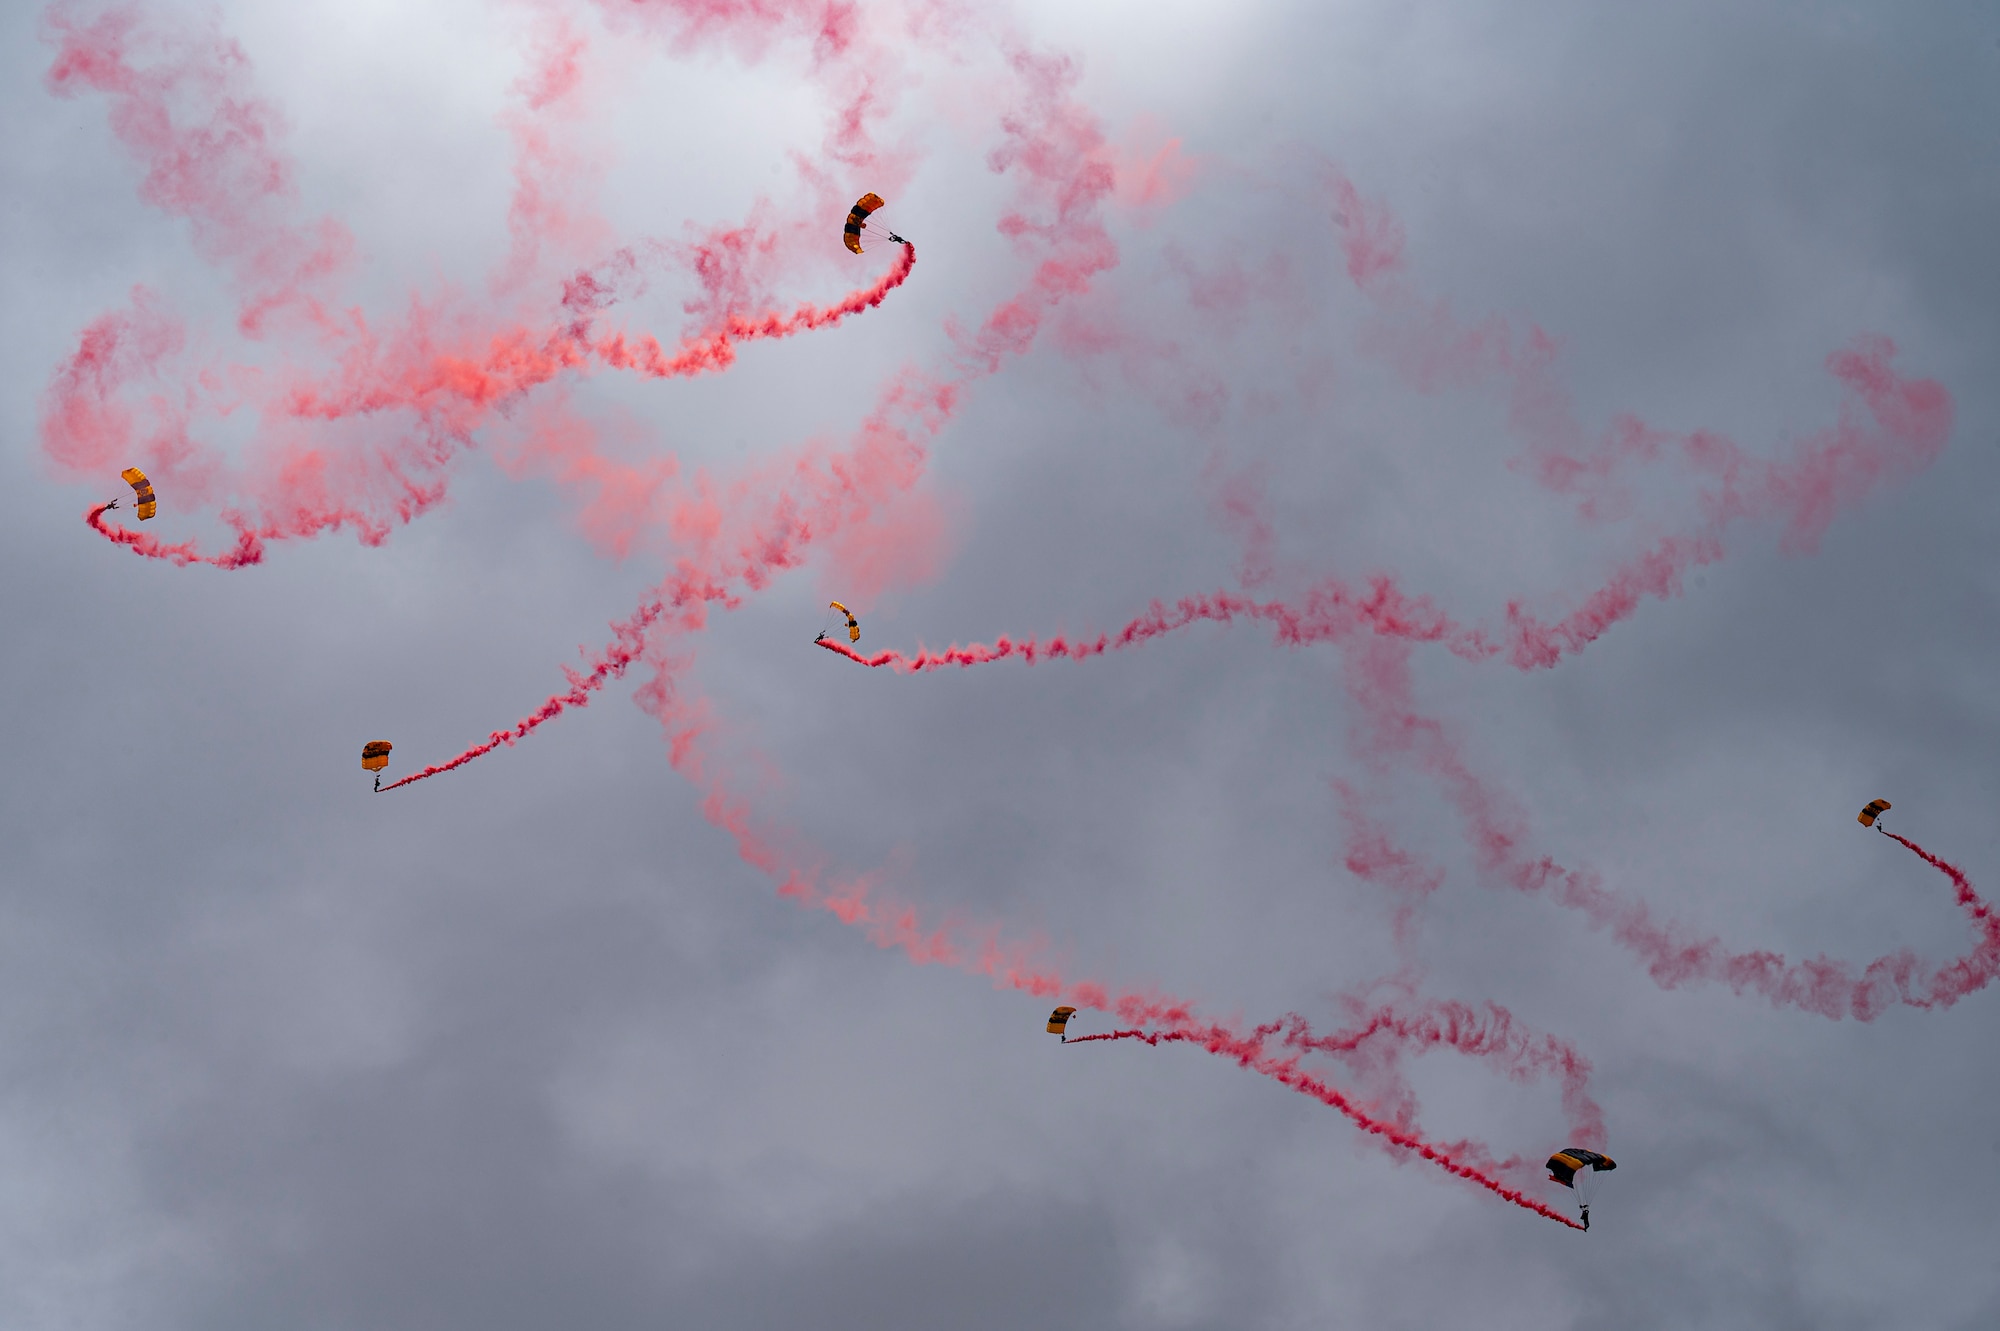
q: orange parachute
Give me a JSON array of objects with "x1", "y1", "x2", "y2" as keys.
[
  {"x1": 819, "y1": 601, "x2": 860, "y2": 644},
  {"x1": 362, "y1": 740, "x2": 393, "y2": 791},
  {"x1": 119, "y1": 468, "x2": 157, "y2": 520},
  {"x1": 843, "y1": 192, "x2": 907, "y2": 254}
]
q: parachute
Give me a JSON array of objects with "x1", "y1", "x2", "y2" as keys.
[
  {"x1": 1547, "y1": 1147, "x2": 1615, "y2": 1230},
  {"x1": 843, "y1": 192, "x2": 907, "y2": 254},
  {"x1": 362, "y1": 740, "x2": 393, "y2": 791},
  {"x1": 819, "y1": 601, "x2": 860, "y2": 645},
  {"x1": 120, "y1": 467, "x2": 157, "y2": 520},
  {"x1": 1858, "y1": 798, "x2": 1892, "y2": 829},
  {"x1": 1047, "y1": 1005, "x2": 1077, "y2": 1039}
]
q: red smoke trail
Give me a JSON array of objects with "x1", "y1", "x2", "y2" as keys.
[
  {"x1": 375, "y1": 569, "x2": 735, "y2": 793},
  {"x1": 1060, "y1": 1021, "x2": 1583, "y2": 1228},
  {"x1": 586, "y1": 242, "x2": 916, "y2": 380},
  {"x1": 1071, "y1": 994, "x2": 1605, "y2": 1148},
  {"x1": 288, "y1": 242, "x2": 918, "y2": 425},
  {"x1": 815, "y1": 579, "x2": 1493, "y2": 671},
  {"x1": 83, "y1": 502, "x2": 266, "y2": 568},
  {"x1": 1338, "y1": 630, "x2": 2000, "y2": 1021},
  {"x1": 819, "y1": 334, "x2": 1947, "y2": 678}
]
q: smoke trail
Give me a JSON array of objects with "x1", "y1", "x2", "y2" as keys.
[
  {"x1": 1063, "y1": 1021, "x2": 1583, "y2": 1228},
  {"x1": 1339, "y1": 630, "x2": 2000, "y2": 1021},
  {"x1": 820, "y1": 333, "x2": 1947, "y2": 678},
  {"x1": 589, "y1": 243, "x2": 917, "y2": 380},
  {"x1": 376, "y1": 569, "x2": 735, "y2": 793},
  {"x1": 83, "y1": 502, "x2": 266, "y2": 568},
  {"x1": 815, "y1": 579, "x2": 1491, "y2": 671}
]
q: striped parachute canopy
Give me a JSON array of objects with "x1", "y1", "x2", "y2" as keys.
[
  {"x1": 1857, "y1": 798, "x2": 1892, "y2": 828},
  {"x1": 843, "y1": 192, "x2": 886, "y2": 254},
  {"x1": 1046, "y1": 1006, "x2": 1077, "y2": 1036},
  {"x1": 361, "y1": 740, "x2": 394, "y2": 773},
  {"x1": 1546, "y1": 1148, "x2": 1616, "y2": 1188},
  {"x1": 121, "y1": 467, "x2": 157, "y2": 520}
]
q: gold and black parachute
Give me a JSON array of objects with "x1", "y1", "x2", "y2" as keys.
[
  {"x1": 362, "y1": 740, "x2": 394, "y2": 792},
  {"x1": 1857, "y1": 798, "x2": 1892, "y2": 829},
  {"x1": 120, "y1": 467, "x2": 157, "y2": 520},
  {"x1": 818, "y1": 600, "x2": 860, "y2": 644},
  {"x1": 1546, "y1": 1148, "x2": 1615, "y2": 1188},
  {"x1": 1047, "y1": 1005, "x2": 1077, "y2": 1039},
  {"x1": 843, "y1": 192, "x2": 906, "y2": 254}
]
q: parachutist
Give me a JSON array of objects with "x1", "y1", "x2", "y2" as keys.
[
  {"x1": 373, "y1": 774, "x2": 381, "y2": 792},
  {"x1": 1579, "y1": 1205, "x2": 1590, "y2": 1232},
  {"x1": 104, "y1": 498, "x2": 120, "y2": 511},
  {"x1": 815, "y1": 630, "x2": 826, "y2": 642}
]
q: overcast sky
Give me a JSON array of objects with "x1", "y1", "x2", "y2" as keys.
[{"x1": 4, "y1": 1, "x2": 2000, "y2": 1327}]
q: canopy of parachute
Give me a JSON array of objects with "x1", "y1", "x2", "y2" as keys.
[
  {"x1": 1546, "y1": 1148, "x2": 1615, "y2": 1188},
  {"x1": 843, "y1": 192, "x2": 906, "y2": 254},
  {"x1": 824, "y1": 601, "x2": 860, "y2": 644},
  {"x1": 1858, "y1": 798, "x2": 1892, "y2": 828},
  {"x1": 361, "y1": 740, "x2": 393, "y2": 772},
  {"x1": 1046, "y1": 1005, "x2": 1077, "y2": 1039},
  {"x1": 120, "y1": 467, "x2": 156, "y2": 520}
]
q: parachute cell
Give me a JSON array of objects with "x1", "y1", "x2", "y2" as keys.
[
  {"x1": 1858, "y1": 798, "x2": 1892, "y2": 828},
  {"x1": 1047, "y1": 1005, "x2": 1077, "y2": 1037},
  {"x1": 361, "y1": 740, "x2": 393, "y2": 772},
  {"x1": 121, "y1": 467, "x2": 157, "y2": 520}
]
